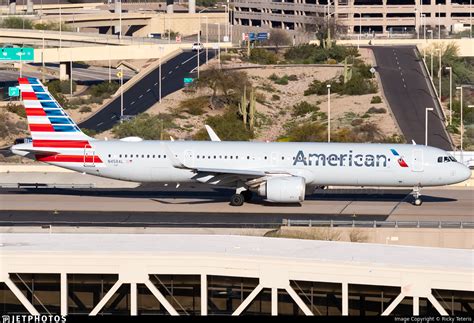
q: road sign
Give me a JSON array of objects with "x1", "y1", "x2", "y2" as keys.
[
  {"x1": 242, "y1": 33, "x2": 248, "y2": 41},
  {"x1": 183, "y1": 78, "x2": 194, "y2": 84},
  {"x1": 116, "y1": 71, "x2": 123, "y2": 78},
  {"x1": 8, "y1": 87, "x2": 19, "y2": 97},
  {"x1": 257, "y1": 32, "x2": 269, "y2": 40},
  {"x1": 223, "y1": 36, "x2": 229, "y2": 42},
  {"x1": 369, "y1": 67, "x2": 376, "y2": 74},
  {"x1": 248, "y1": 33, "x2": 256, "y2": 41},
  {"x1": 0, "y1": 47, "x2": 34, "y2": 61}
]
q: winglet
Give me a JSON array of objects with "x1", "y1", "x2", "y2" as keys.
[
  {"x1": 412, "y1": 140, "x2": 417, "y2": 145},
  {"x1": 205, "y1": 125, "x2": 221, "y2": 142}
]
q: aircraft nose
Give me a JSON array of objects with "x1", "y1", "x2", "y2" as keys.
[{"x1": 457, "y1": 164, "x2": 472, "y2": 183}]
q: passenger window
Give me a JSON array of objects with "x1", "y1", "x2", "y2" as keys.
[
  {"x1": 108, "y1": 154, "x2": 111, "y2": 158},
  {"x1": 125, "y1": 154, "x2": 128, "y2": 158},
  {"x1": 164, "y1": 155, "x2": 167, "y2": 158},
  {"x1": 158, "y1": 155, "x2": 161, "y2": 158},
  {"x1": 153, "y1": 155, "x2": 155, "y2": 158},
  {"x1": 247, "y1": 156, "x2": 250, "y2": 160},
  {"x1": 136, "y1": 154, "x2": 139, "y2": 158},
  {"x1": 119, "y1": 154, "x2": 122, "y2": 158},
  {"x1": 230, "y1": 156, "x2": 233, "y2": 159}
]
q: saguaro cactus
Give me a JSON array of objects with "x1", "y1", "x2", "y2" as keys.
[
  {"x1": 249, "y1": 88, "x2": 256, "y2": 131},
  {"x1": 238, "y1": 85, "x2": 248, "y2": 126}
]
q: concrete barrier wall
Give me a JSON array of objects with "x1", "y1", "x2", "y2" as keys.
[{"x1": 317, "y1": 38, "x2": 474, "y2": 57}]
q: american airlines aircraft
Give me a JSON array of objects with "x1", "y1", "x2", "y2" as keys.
[{"x1": 11, "y1": 78, "x2": 471, "y2": 206}]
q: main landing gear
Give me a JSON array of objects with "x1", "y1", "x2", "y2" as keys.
[
  {"x1": 230, "y1": 190, "x2": 253, "y2": 206},
  {"x1": 412, "y1": 186, "x2": 423, "y2": 206}
]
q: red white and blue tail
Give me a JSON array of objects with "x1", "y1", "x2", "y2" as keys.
[{"x1": 16, "y1": 77, "x2": 102, "y2": 166}]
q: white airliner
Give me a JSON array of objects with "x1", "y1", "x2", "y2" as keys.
[{"x1": 11, "y1": 78, "x2": 471, "y2": 206}]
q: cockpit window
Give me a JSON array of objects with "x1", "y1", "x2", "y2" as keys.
[{"x1": 438, "y1": 156, "x2": 457, "y2": 163}]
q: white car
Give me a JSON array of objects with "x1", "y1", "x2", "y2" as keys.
[{"x1": 191, "y1": 43, "x2": 204, "y2": 51}]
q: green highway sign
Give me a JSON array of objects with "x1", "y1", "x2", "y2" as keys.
[
  {"x1": 183, "y1": 77, "x2": 194, "y2": 84},
  {"x1": 0, "y1": 47, "x2": 34, "y2": 61},
  {"x1": 8, "y1": 87, "x2": 20, "y2": 97}
]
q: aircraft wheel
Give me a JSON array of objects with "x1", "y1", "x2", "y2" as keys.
[
  {"x1": 414, "y1": 197, "x2": 423, "y2": 206},
  {"x1": 230, "y1": 194, "x2": 245, "y2": 206},
  {"x1": 242, "y1": 190, "x2": 253, "y2": 202}
]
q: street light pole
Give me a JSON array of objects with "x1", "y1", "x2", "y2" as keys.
[
  {"x1": 120, "y1": 66, "x2": 124, "y2": 122},
  {"x1": 456, "y1": 86, "x2": 463, "y2": 151},
  {"x1": 438, "y1": 3, "x2": 441, "y2": 39},
  {"x1": 438, "y1": 48, "x2": 442, "y2": 99},
  {"x1": 327, "y1": 84, "x2": 331, "y2": 143},
  {"x1": 59, "y1": 1, "x2": 62, "y2": 49},
  {"x1": 206, "y1": 16, "x2": 209, "y2": 64},
  {"x1": 358, "y1": 13, "x2": 361, "y2": 50},
  {"x1": 197, "y1": 29, "x2": 200, "y2": 78},
  {"x1": 422, "y1": 14, "x2": 426, "y2": 41},
  {"x1": 159, "y1": 46, "x2": 163, "y2": 103},
  {"x1": 415, "y1": 8, "x2": 418, "y2": 39},
  {"x1": 119, "y1": 0, "x2": 122, "y2": 40},
  {"x1": 430, "y1": 50, "x2": 433, "y2": 80},
  {"x1": 446, "y1": 66, "x2": 452, "y2": 125},
  {"x1": 425, "y1": 107, "x2": 434, "y2": 146}
]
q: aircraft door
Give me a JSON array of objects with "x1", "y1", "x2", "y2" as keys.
[
  {"x1": 83, "y1": 145, "x2": 96, "y2": 167},
  {"x1": 184, "y1": 150, "x2": 194, "y2": 167},
  {"x1": 412, "y1": 149, "x2": 424, "y2": 172}
]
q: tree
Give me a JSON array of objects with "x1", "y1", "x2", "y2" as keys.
[
  {"x1": 305, "y1": 15, "x2": 347, "y2": 47},
  {"x1": 268, "y1": 29, "x2": 291, "y2": 52},
  {"x1": 193, "y1": 67, "x2": 250, "y2": 107}
]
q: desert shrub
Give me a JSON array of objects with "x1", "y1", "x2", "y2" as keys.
[
  {"x1": 248, "y1": 48, "x2": 278, "y2": 65},
  {"x1": 351, "y1": 118, "x2": 364, "y2": 126},
  {"x1": 292, "y1": 101, "x2": 320, "y2": 117},
  {"x1": 271, "y1": 94, "x2": 280, "y2": 101},
  {"x1": 287, "y1": 74, "x2": 298, "y2": 81},
  {"x1": 79, "y1": 106, "x2": 92, "y2": 113},
  {"x1": 0, "y1": 17, "x2": 33, "y2": 29},
  {"x1": 274, "y1": 75, "x2": 289, "y2": 85},
  {"x1": 81, "y1": 128, "x2": 97, "y2": 137},
  {"x1": 283, "y1": 121, "x2": 327, "y2": 142},
  {"x1": 367, "y1": 107, "x2": 387, "y2": 114},
  {"x1": 111, "y1": 113, "x2": 176, "y2": 140},
  {"x1": 327, "y1": 58, "x2": 337, "y2": 64},
  {"x1": 258, "y1": 82, "x2": 277, "y2": 93},
  {"x1": 370, "y1": 96, "x2": 382, "y2": 104},
  {"x1": 341, "y1": 74, "x2": 378, "y2": 95},
  {"x1": 220, "y1": 53, "x2": 232, "y2": 62},
  {"x1": 6, "y1": 103, "x2": 26, "y2": 118},
  {"x1": 193, "y1": 108, "x2": 253, "y2": 141},
  {"x1": 178, "y1": 96, "x2": 209, "y2": 115},
  {"x1": 284, "y1": 44, "x2": 359, "y2": 64},
  {"x1": 47, "y1": 80, "x2": 77, "y2": 94},
  {"x1": 255, "y1": 92, "x2": 267, "y2": 104},
  {"x1": 88, "y1": 81, "x2": 119, "y2": 97}
]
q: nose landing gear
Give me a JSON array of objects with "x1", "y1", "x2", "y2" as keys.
[{"x1": 412, "y1": 186, "x2": 423, "y2": 206}]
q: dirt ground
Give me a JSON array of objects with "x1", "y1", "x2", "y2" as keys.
[{"x1": 145, "y1": 47, "x2": 400, "y2": 141}]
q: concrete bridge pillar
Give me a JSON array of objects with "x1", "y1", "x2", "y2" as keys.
[
  {"x1": 114, "y1": 0, "x2": 122, "y2": 37},
  {"x1": 166, "y1": 0, "x2": 174, "y2": 14},
  {"x1": 26, "y1": 0, "x2": 33, "y2": 14},
  {"x1": 9, "y1": 0, "x2": 16, "y2": 15},
  {"x1": 59, "y1": 62, "x2": 71, "y2": 81},
  {"x1": 188, "y1": 0, "x2": 195, "y2": 14}
]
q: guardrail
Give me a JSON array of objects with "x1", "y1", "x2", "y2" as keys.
[{"x1": 284, "y1": 219, "x2": 474, "y2": 229}]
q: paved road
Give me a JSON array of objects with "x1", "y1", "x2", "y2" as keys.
[
  {"x1": 371, "y1": 46, "x2": 453, "y2": 151},
  {"x1": 0, "y1": 64, "x2": 135, "y2": 83},
  {"x1": 1, "y1": 188, "x2": 472, "y2": 226},
  {"x1": 79, "y1": 50, "x2": 214, "y2": 132}
]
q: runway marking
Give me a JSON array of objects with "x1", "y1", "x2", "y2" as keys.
[
  {"x1": 168, "y1": 71, "x2": 173, "y2": 75},
  {"x1": 146, "y1": 88, "x2": 151, "y2": 93},
  {"x1": 131, "y1": 101, "x2": 135, "y2": 105},
  {"x1": 111, "y1": 115, "x2": 116, "y2": 119},
  {"x1": 162, "y1": 76, "x2": 166, "y2": 80},
  {"x1": 97, "y1": 122, "x2": 104, "y2": 126},
  {"x1": 139, "y1": 94, "x2": 143, "y2": 99},
  {"x1": 154, "y1": 82, "x2": 158, "y2": 86},
  {"x1": 403, "y1": 84, "x2": 407, "y2": 88},
  {"x1": 175, "y1": 66, "x2": 179, "y2": 69}
]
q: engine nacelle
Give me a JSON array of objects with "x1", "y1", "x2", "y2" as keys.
[{"x1": 256, "y1": 176, "x2": 306, "y2": 203}]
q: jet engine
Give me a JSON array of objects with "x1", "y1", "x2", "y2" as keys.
[{"x1": 256, "y1": 176, "x2": 306, "y2": 203}]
